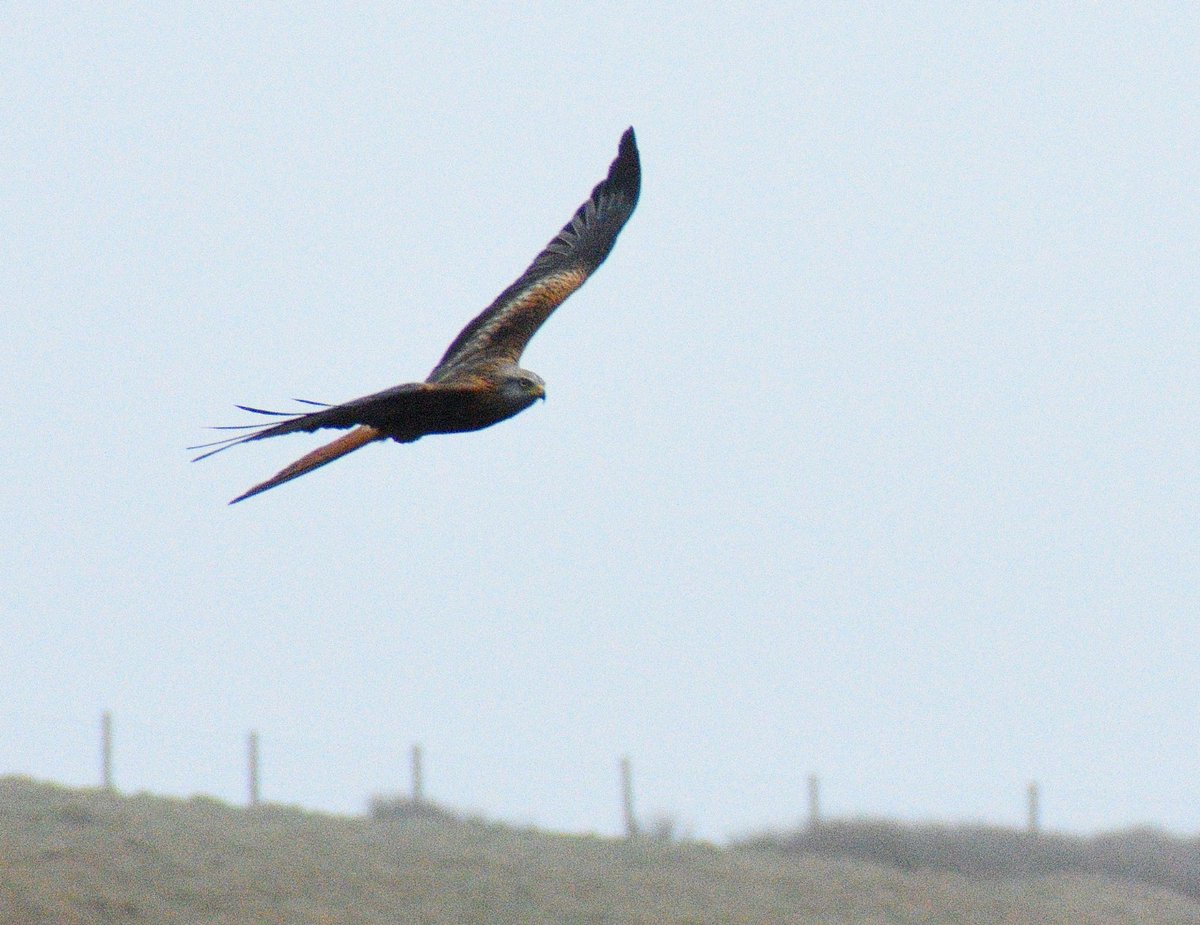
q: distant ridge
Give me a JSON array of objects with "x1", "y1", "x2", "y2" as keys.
[{"x1": 0, "y1": 776, "x2": 1196, "y2": 925}]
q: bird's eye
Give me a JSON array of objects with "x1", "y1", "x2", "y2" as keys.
[{"x1": 519, "y1": 377, "x2": 534, "y2": 389}]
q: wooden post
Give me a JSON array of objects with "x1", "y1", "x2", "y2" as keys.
[
  {"x1": 411, "y1": 744, "x2": 424, "y2": 804},
  {"x1": 620, "y1": 755, "x2": 638, "y2": 838},
  {"x1": 1026, "y1": 780, "x2": 1040, "y2": 834},
  {"x1": 100, "y1": 711, "x2": 113, "y2": 790},
  {"x1": 807, "y1": 774, "x2": 821, "y2": 829},
  {"x1": 247, "y1": 731, "x2": 260, "y2": 806}
]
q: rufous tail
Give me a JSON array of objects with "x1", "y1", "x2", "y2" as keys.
[{"x1": 230, "y1": 426, "x2": 383, "y2": 504}]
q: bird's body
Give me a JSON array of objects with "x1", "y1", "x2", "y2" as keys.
[{"x1": 193, "y1": 129, "x2": 640, "y2": 503}]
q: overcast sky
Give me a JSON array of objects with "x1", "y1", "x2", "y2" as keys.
[{"x1": 3, "y1": 4, "x2": 1197, "y2": 840}]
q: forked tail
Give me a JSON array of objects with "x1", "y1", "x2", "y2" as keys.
[{"x1": 230, "y1": 425, "x2": 383, "y2": 504}]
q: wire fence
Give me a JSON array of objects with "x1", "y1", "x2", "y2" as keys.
[{"x1": 85, "y1": 710, "x2": 1046, "y2": 839}]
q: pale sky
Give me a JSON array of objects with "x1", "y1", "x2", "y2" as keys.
[{"x1": 3, "y1": 4, "x2": 1198, "y2": 841}]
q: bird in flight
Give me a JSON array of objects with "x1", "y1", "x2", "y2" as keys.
[{"x1": 193, "y1": 128, "x2": 640, "y2": 504}]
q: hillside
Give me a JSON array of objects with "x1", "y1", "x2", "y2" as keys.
[{"x1": 1, "y1": 777, "x2": 1197, "y2": 925}]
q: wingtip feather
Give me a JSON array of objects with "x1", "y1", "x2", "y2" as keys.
[{"x1": 612, "y1": 127, "x2": 640, "y2": 197}]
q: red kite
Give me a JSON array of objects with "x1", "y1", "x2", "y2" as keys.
[{"x1": 193, "y1": 128, "x2": 640, "y2": 504}]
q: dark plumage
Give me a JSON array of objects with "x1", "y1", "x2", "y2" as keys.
[{"x1": 192, "y1": 128, "x2": 641, "y2": 503}]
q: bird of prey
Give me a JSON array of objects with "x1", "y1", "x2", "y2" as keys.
[{"x1": 192, "y1": 128, "x2": 640, "y2": 504}]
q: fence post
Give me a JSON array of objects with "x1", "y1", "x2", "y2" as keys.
[
  {"x1": 620, "y1": 755, "x2": 638, "y2": 838},
  {"x1": 1026, "y1": 780, "x2": 1040, "y2": 834},
  {"x1": 247, "y1": 731, "x2": 260, "y2": 806},
  {"x1": 807, "y1": 774, "x2": 821, "y2": 829},
  {"x1": 100, "y1": 711, "x2": 113, "y2": 790},
  {"x1": 411, "y1": 744, "x2": 424, "y2": 804}
]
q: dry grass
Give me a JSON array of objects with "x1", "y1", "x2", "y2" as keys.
[{"x1": 1, "y1": 776, "x2": 1198, "y2": 924}]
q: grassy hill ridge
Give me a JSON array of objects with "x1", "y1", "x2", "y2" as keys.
[{"x1": 1, "y1": 776, "x2": 1198, "y2": 924}]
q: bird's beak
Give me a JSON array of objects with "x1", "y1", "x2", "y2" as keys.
[{"x1": 534, "y1": 384, "x2": 546, "y2": 401}]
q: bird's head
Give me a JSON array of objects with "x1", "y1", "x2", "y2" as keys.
[{"x1": 499, "y1": 367, "x2": 546, "y2": 409}]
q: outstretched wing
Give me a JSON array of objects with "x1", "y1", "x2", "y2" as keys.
[
  {"x1": 429, "y1": 127, "x2": 640, "y2": 381},
  {"x1": 227, "y1": 425, "x2": 383, "y2": 504},
  {"x1": 189, "y1": 382, "x2": 467, "y2": 461}
]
